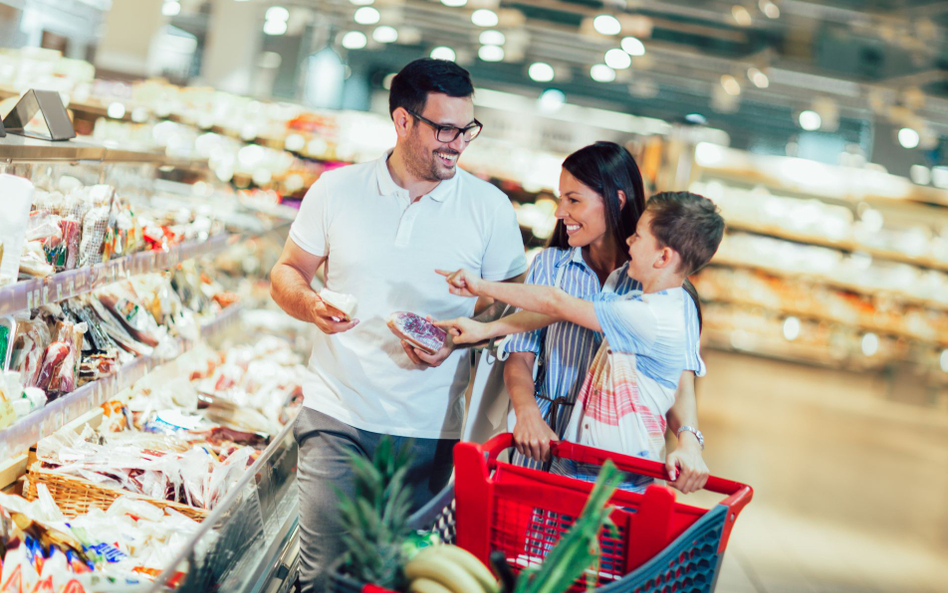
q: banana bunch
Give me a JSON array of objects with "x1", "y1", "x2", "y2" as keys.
[{"x1": 404, "y1": 545, "x2": 500, "y2": 593}]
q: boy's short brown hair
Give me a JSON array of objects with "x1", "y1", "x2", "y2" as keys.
[{"x1": 646, "y1": 191, "x2": 725, "y2": 275}]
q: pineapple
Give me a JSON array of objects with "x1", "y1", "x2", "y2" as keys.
[{"x1": 337, "y1": 436, "x2": 415, "y2": 591}]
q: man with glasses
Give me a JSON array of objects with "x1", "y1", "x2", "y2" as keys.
[{"x1": 270, "y1": 58, "x2": 527, "y2": 592}]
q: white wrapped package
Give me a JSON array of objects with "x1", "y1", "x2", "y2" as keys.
[{"x1": 0, "y1": 174, "x2": 35, "y2": 286}]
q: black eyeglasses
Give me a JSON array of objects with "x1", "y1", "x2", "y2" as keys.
[{"x1": 407, "y1": 109, "x2": 483, "y2": 143}]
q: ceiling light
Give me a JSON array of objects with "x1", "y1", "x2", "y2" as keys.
[
  {"x1": 107, "y1": 102, "x2": 126, "y2": 119},
  {"x1": 720, "y1": 74, "x2": 741, "y2": 96},
  {"x1": 354, "y1": 6, "x2": 380, "y2": 24},
  {"x1": 621, "y1": 36, "x2": 645, "y2": 56},
  {"x1": 538, "y1": 89, "x2": 566, "y2": 113},
  {"x1": 471, "y1": 9, "x2": 498, "y2": 27},
  {"x1": 161, "y1": 1, "x2": 181, "y2": 16},
  {"x1": 799, "y1": 109, "x2": 821, "y2": 131},
  {"x1": 265, "y1": 6, "x2": 289, "y2": 21},
  {"x1": 478, "y1": 44, "x2": 504, "y2": 62},
  {"x1": 479, "y1": 30, "x2": 505, "y2": 45},
  {"x1": 342, "y1": 30, "x2": 367, "y2": 49},
  {"x1": 782, "y1": 317, "x2": 800, "y2": 341},
  {"x1": 732, "y1": 5, "x2": 752, "y2": 26},
  {"x1": 590, "y1": 64, "x2": 616, "y2": 83},
  {"x1": 440, "y1": 0, "x2": 467, "y2": 6},
  {"x1": 349, "y1": 0, "x2": 373, "y2": 4},
  {"x1": 604, "y1": 48, "x2": 632, "y2": 70},
  {"x1": 263, "y1": 19, "x2": 287, "y2": 35},
  {"x1": 861, "y1": 333, "x2": 879, "y2": 356},
  {"x1": 759, "y1": 0, "x2": 780, "y2": 18},
  {"x1": 430, "y1": 46, "x2": 456, "y2": 61},
  {"x1": 898, "y1": 127, "x2": 920, "y2": 149},
  {"x1": 372, "y1": 25, "x2": 398, "y2": 43},
  {"x1": 748, "y1": 67, "x2": 769, "y2": 88},
  {"x1": 593, "y1": 14, "x2": 621, "y2": 36},
  {"x1": 685, "y1": 113, "x2": 706, "y2": 125},
  {"x1": 528, "y1": 62, "x2": 555, "y2": 82}
]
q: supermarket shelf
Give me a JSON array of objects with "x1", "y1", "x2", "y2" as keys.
[
  {"x1": 702, "y1": 328, "x2": 890, "y2": 372},
  {"x1": 0, "y1": 134, "x2": 204, "y2": 167},
  {"x1": 708, "y1": 257, "x2": 948, "y2": 313},
  {"x1": 726, "y1": 220, "x2": 948, "y2": 274},
  {"x1": 701, "y1": 296, "x2": 948, "y2": 348},
  {"x1": 0, "y1": 232, "x2": 237, "y2": 317},
  {"x1": 0, "y1": 303, "x2": 243, "y2": 460}
]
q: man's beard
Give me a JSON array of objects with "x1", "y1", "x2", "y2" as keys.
[{"x1": 406, "y1": 134, "x2": 456, "y2": 182}]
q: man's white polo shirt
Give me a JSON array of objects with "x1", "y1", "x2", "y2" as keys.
[{"x1": 288, "y1": 151, "x2": 528, "y2": 439}]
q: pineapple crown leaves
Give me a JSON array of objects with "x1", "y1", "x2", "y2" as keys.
[
  {"x1": 516, "y1": 460, "x2": 624, "y2": 593},
  {"x1": 335, "y1": 436, "x2": 417, "y2": 589}
]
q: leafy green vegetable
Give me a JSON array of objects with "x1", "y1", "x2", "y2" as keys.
[
  {"x1": 513, "y1": 460, "x2": 623, "y2": 593},
  {"x1": 337, "y1": 436, "x2": 416, "y2": 590}
]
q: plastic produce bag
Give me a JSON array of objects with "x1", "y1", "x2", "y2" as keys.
[{"x1": 0, "y1": 174, "x2": 34, "y2": 286}]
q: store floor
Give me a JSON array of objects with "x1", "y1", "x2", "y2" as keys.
[{"x1": 688, "y1": 350, "x2": 948, "y2": 593}]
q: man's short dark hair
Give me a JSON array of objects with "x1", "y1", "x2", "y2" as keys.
[
  {"x1": 388, "y1": 58, "x2": 474, "y2": 118},
  {"x1": 646, "y1": 191, "x2": 725, "y2": 275}
]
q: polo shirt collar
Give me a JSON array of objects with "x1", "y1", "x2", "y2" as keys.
[
  {"x1": 553, "y1": 246, "x2": 587, "y2": 269},
  {"x1": 375, "y1": 149, "x2": 458, "y2": 202}
]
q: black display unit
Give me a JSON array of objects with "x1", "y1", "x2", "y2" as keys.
[{"x1": 2, "y1": 89, "x2": 75, "y2": 141}]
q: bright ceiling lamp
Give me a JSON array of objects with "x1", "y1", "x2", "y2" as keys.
[
  {"x1": 430, "y1": 46, "x2": 456, "y2": 61},
  {"x1": 263, "y1": 19, "x2": 287, "y2": 35},
  {"x1": 593, "y1": 14, "x2": 621, "y2": 36},
  {"x1": 349, "y1": 0, "x2": 373, "y2": 4},
  {"x1": 898, "y1": 127, "x2": 920, "y2": 149},
  {"x1": 621, "y1": 36, "x2": 645, "y2": 56},
  {"x1": 479, "y1": 30, "x2": 505, "y2": 45},
  {"x1": 590, "y1": 63, "x2": 616, "y2": 82},
  {"x1": 342, "y1": 30, "x2": 368, "y2": 49},
  {"x1": 162, "y1": 1, "x2": 181, "y2": 16},
  {"x1": 441, "y1": 0, "x2": 467, "y2": 6},
  {"x1": 604, "y1": 48, "x2": 631, "y2": 69},
  {"x1": 354, "y1": 6, "x2": 380, "y2": 24},
  {"x1": 747, "y1": 67, "x2": 769, "y2": 88},
  {"x1": 471, "y1": 9, "x2": 498, "y2": 27},
  {"x1": 528, "y1": 62, "x2": 555, "y2": 82},
  {"x1": 538, "y1": 88, "x2": 566, "y2": 113},
  {"x1": 478, "y1": 44, "x2": 504, "y2": 62},
  {"x1": 720, "y1": 74, "x2": 741, "y2": 96},
  {"x1": 732, "y1": 5, "x2": 752, "y2": 26},
  {"x1": 265, "y1": 6, "x2": 289, "y2": 21},
  {"x1": 799, "y1": 109, "x2": 821, "y2": 131},
  {"x1": 759, "y1": 0, "x2": 780, "y2": 18},
  {"x1": 372, "y1": 25, "x2": 398, "y2": 43}
]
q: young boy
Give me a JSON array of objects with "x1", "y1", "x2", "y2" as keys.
[{"x1": 437, "y1": 191, "x2": 725, "y2": 490}]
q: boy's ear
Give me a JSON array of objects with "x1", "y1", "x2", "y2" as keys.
[{"x1": 655, "y1": 246, "x2": 679, "y2": 270}]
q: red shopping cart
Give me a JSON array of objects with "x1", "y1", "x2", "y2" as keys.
[{"x1": 330, "y1": 434, "x2": 753, "y2": 593}]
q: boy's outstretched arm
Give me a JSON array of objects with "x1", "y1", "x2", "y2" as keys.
[{"x1": 436, "y1": 268, "x2": 601, "y2": 332}]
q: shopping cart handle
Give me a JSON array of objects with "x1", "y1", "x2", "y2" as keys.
[{"x1": 477, "y1": 433, "x2": 752, "y2": 512}]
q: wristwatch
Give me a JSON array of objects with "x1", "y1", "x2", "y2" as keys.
[{"x1": 676, "y1": 426, "x2": 704, "y2": 450}]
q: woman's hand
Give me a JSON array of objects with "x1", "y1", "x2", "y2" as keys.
[
  {"x1": 434, "y1": 317, "x2": 490, "y2": 345},
  {"x1": 436, "y1": 268, "x2": 483, "y2": 297},
  {"x1": 664, "y1": 432, "x2": 709, "y2": 494},
  {"x1": 513, "y1": 406, "x2": 558, "y2": 463}
]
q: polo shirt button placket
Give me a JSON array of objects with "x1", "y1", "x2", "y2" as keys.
[{"x1": 395, "y1": 193, "x2": 420, "y2": 247}]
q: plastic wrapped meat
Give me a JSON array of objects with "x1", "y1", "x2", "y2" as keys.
[
  {"x1": 35, "y1": 341, "x2": 70, "y2": 393},
  {"x1": 387, "y1": 311, "x2": 446, "y2": 354},
  {"x1": 79, "y1": 205, "x2": 110, "y2": 267},
  {"x1": 11, "y1": 318, "x2": 52, "y2": 388},
  {"x1": 97, "y1": 291, "x2": 160, "y2": 348},
  {"x1": 59, "y1": 218, "x2": 81, "y2": 270},
  {"x1": 87, "y1": 297, "x2": 153, "y2": 357}
]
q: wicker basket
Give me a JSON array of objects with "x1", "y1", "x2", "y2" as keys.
[{"x1": 25, "y1": 462, "x2": 210, "y2": 523}]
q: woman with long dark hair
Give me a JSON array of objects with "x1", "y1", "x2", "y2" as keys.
[{"x1": 503, "y1": 141, "x2": 709, "y2": 492}]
